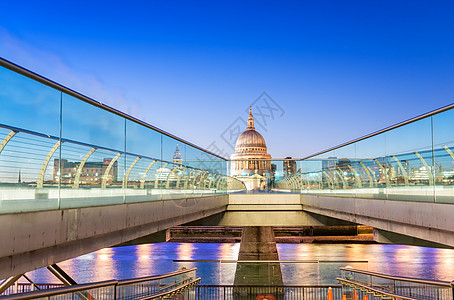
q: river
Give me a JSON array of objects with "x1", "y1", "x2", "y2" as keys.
[{"x1": 23, "y1": 243, "x2": 454, "y2": 285}]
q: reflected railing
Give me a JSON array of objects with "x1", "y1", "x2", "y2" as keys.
[
  {"x1": 274, "y1": 103, "x2": 454, "y2": 203},
  {"x1": 0, "y1": 58, "x2": 245, "y2": 215},
  {"x1": 338, "y1": 267, "x2": 454, "y2": 300}
]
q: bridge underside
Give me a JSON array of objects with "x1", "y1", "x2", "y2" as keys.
[
  {"x1": 186, "y1": 194, "x2": 353, "y2": 227},
  {"x1": 301, "y1": 194, "x2": 454, "y2": 249},
  {"x1": 0, "y1": 194, "x2": 228, "y2": 280},
  {"x1": 1, "y1": 193, "x2": 453, "y2": 280}
]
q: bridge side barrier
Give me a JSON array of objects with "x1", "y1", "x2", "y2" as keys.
[
  {"x1": 0, "y1": 268, "x2": 199, "y2": 300},
  {"x1": 141, "y1": 277, "x2": 201, "y2": 300},
  {"x1": 0, "y1": 58, "x2": 246, "y2": 215},
  {"x1": 338, "y1": 267, "x2": 453, "y2": 300},
  {"x1": 0, "y1": 279, "x2": 117, "y2": 300},
  {"x1": 274, "y1": 102, "x2": 454, "y2": 204},
  {"x1": 116, "y1": 267, "x2": 197, "y2": 300},
  {"x1": 194, "y1": 285, "x2": 343, "y2": 299}
]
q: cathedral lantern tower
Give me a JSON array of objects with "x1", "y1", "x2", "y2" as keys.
[
  {"x1": 172, "y1": 144, "x2": 183, "y2": 169},
  {"x1": 230, "y1": 107, "x2": 272, "y2": 190}
]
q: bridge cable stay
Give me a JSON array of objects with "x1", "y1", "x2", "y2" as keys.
[
  {"x1": 73, "y1": 147, "x2": 96, "y2": 189},
  {"x1": 328, "y1": 168, "x2": 339, "y2": 189},
  {"x1": 359, "y1": 161, "x2": 374, "y2": 188},
  {"x1": 335, "y1": 167, "x2": 348, "y2": 189},
  {"x1": 214, "y1": 175, "x2": 223, "y2": 190},
  {"x1": 154, "y1": 163, "x2": 168, "y2": 189},
  {"x1": 36, "y1": 141, "x2": 61, "y2": 189},
  {"x1": 165, "y1": 167, "x2": 179, "y2": 189},
  {"x1": 123, "y1": 156, "x2": 141, "y2": 189},
  {"x1": 322, "y1": 171, "x2": 334, "y2": 189},
  {"x1": 176, "y1": 167, "x2": 187, "y2": 189},
  {"x1": 209, "y1": 174, "x2": 218, "y2": 189},
  {"x1": 391, "y1": 156, "x2": 409, "y2": 186},
  {"x1": 193, "y1": 171, "x2": 206, "y2": 189},
  {"x1": 347, "y1": 165, "x2": 362, "y2": 188},
  {"x1": 199, "y1": 172, "x2": 209, "y2": 189},
  {"x1": 101, "y1": 153, "x2": 122, "y2": 189},
  {"x1": 184, "y1": 169, "x2": 196, "y2": 189},
  {"x1": 189, "y1": 170, "x2": 202, "y2": 189},
  {"x1": 140, "y1": 160, "x2": 156, "y2": 189},
  {"x1": 413, "y1": 151, "x2": 434, "y2": 186},
  {"x1": 443, "y1": 145, "x2": 454, "y2": 161},
  {"x1": 0, "y1": 130, "x2": 17, "y2": 155},
  {"x1": 373, "y1": 159, "x2": 389, "y2": 187}
]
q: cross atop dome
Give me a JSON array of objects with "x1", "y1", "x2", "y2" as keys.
[{"x1": 247, "y1": 106, "x2": 255, "y2": 131}]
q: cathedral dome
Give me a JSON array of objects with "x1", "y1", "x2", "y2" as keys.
[
  {"x1": 235, "y1": 130, "x2": 267, "y2": 149},
  {"x1": 230, "y1": 107, "x2": 272, "y2": 190}
]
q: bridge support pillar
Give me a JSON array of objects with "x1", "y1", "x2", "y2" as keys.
[{"x1": 234, "y1": 226, "x2": 283, "y2": 290}]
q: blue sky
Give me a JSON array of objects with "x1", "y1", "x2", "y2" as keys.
[{"x1": 1, "y1": 1, "x2": 453, "y2": 158}]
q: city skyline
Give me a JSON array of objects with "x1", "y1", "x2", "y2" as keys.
[{"x1": 1, "y1": 1, "x2": 453, "y2": 158}]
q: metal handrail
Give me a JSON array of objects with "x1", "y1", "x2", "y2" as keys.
[
  {"x1": 117, "y1": 267, "x2": 197, "y2": 285},
  {"x1": 0, "y1": 279, "x2": 117, "y2": 300},
  {"x1": 340, "y1": 267, "x2": 452, "y2": 287},
  {"x1": 141, "y1": 278, "x2": 201, "y2": 300},
  {"x1": 0, "y1": 57, "x2": 226, "y2": 160},
  {"x1": 0, "y1": 268, "x2": 200, "y2": 299},
  {"x1": 337, "y1": 277, "x2": 420, "y2": 300},
  {"x1": 301, "y1": 102, "x2": 454, "y2": 160}
]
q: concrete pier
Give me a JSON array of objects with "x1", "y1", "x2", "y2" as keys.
[{"x1": 234, "y1": 226, "x2": 284, "y2": 290}]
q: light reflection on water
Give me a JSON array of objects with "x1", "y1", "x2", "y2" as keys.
[{"x1": 23, "y1": 243, "x2": 454, "y2": 285}]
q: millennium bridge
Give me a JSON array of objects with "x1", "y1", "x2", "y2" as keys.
[{"x1": 0, "y1": 58, "x2": 453, "y2": 299}]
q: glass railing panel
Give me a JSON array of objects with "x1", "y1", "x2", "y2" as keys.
[
  {"x1": 300, "y1": 159, "x2": 322, "y2": 191},
  {"x1": 124, "y1": 157, "x2": 161, "y2": 203},
  {"x1": 184, "y1": 144, "x2": 203, "y2": 170},
  {"x1": 384, "y1": 117, "x2": 434, "y2": 202},
  {"x1": 59, "y1": 145, "x2": 124, "y2": 208},
  {"x1": 123, "y1": 153, "x2": 147, "y2": 203},
  {"x1": 315, "y1": 150, "x2": 339, "y2": 193},
  {"x1": 0, "y1": 66, "x2": 61, "y2": 214},
  {"x1": 60, "y1": 93, "x2": 127, "y2": 207},
  {"x1": 300, "y1": 116, "x2": 438, "y2": 202},
  {"x1": 0, "y1": 130, "x2": 60, "y2": 213},
  {"x1": 433, "y1": 109, "x2": 454, "y2": 204},
  {"x1": 228, "y1": 159, "x2": 278, "y2": 192},
  {"x1": 326, "y1": 144, "x2": 357, "y2": 196},
  {"x1": 61, "y1": 93, "x2": 125, "y2": 151},
  {"x1": 355, "y1": 134, "x2": 386, "y2": 199},
  {"x1": 0, "y1": 65, "x2": 61, "y2": 137},
  {"x1": 125, "y1": 119, "x2": 161, "y2": 160},
  {"x1": 160, "y1": 135, "x2": 187, "y2": 199},
  {"x1": 160, "y1": 162, "x2": 186, "y2": 200}
]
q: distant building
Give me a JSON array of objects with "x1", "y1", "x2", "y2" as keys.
[
  {"x1": 283, "y1": 157, "x2": 297, "y2": 176},
  {"x1": 322, "y1": 157, "x2": 337, "y2": 171},
  {"x1": 230, "y1": 108, "x2": 272, "y2": 190},
  {"x1": 156, "y1": 145, "x2": 184, "y2": 184},
  {"x1": 172, "y1": 144, "x2": 183, "y2": 169},
  {"x1": 53, "y1": 158, "x2": 118, "y2": 185}
]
